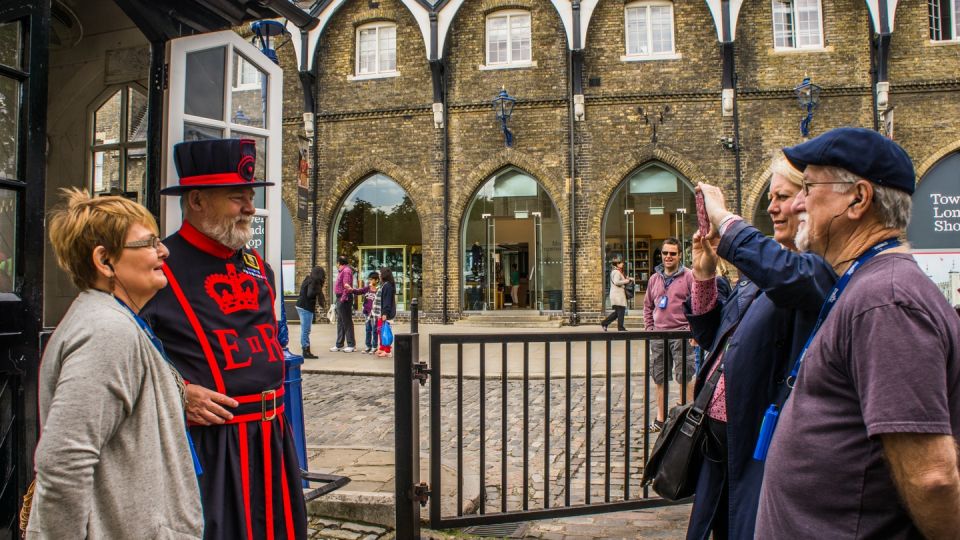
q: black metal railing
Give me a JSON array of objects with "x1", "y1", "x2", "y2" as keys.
[{"x1": 394, "y1": 330, "x2": 694, "y2": 536}]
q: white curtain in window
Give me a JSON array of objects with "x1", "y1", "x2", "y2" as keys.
[
  {"x1": 357, "y1": 24, "x2": 396, "y2": 75},
  {"x1": 487, "y1": 16, "x2": 508, "y2": 64},
  {"x1": 487, "y1": 12, "x2": 530, "y2": 65},
  {"x1": 650, "y1": 6, "x2": 673, "y2": 53},
  {"x1": 772, "y1": 0, "x2": 795, "y2": 48},
  {"x1": 626, "y1": 7, "x2": 648, "y2": 55},
  {"x1": 625, "y1": 3, "x2": 673, "y2": 56},
  {"x1": 358, "y1": 28, "x2": 377, "y2": 74},
  {"x1": 794, "y1": 0, "x2": 822, "y2": 47},
  {"x1": 379, "y1": 26, "x2": 396, "y2": 72},
  {"x1": 953, "y1": 0, "x2": 960, "y2": 38}
]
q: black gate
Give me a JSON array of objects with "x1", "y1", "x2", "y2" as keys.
[
  {"x1": 394, "y1": 329, "x2": 695, "y2": 536},
  {"x1": 0, "y1": 1, "x2": 50, "y2": 536}
]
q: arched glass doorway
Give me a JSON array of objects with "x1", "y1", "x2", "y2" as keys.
[
  {"x1": 752, "y1": 180, "x2": 775, "y2": 237},
  {"x1": 332, "y1": 173, "x2": 422, "y2": 310},
  {"x1": 462, "y1": 168, "x2": 563, "y2": 311},
  {"x1": 602, "y1": 163, "x2": 696, "y2": 309}
]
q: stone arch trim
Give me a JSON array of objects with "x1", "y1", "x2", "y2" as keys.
[
  {"x1": 743, "y1": 157, "x2": 781, "y2": 221},
  {"x1": 587, "y1": 144, "x2": 709, "y2": 235},
  {"x1": 915, "y1": 138, "x2": 960, "y2": 183},
  {"x1": 453, "y1": 148, "x2": 568, "y2": 225},
  {"x1": 321, "y1": 156, "x2": 427, "y2": 247}
]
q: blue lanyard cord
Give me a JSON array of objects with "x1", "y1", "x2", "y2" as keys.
[
  {"x1": 115, "y1": 298, "x2": 204, "y2": 476},
  {"x1": 753, "y1": 238, "x2": 900, "y2": 461},
  {"x1": 787, "y1": 238, "x2": 900, "y2": 384}
]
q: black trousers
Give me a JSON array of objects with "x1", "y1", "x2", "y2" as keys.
[
  {"x1": 601, "y1": 305, "x2": 626, "y2": 330},
  {"x1": 335, "y1": 300, "x2": 355, "y2": 348},
  {"x1": 706, "y1": 417, "x2": 729, "y2": 540}
]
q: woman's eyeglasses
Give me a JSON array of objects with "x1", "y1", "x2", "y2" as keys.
[{"x1": 124, "y1": 235, "x2": 163, "y2": 250}]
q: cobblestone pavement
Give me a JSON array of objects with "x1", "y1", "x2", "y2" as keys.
[{"x1": 303, "y1": 373, "x2": 691, "y2": 538}]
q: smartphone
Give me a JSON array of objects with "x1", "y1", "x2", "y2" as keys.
[{"x1": 695, "y1": 191, "x2": 710, "y2": 237}]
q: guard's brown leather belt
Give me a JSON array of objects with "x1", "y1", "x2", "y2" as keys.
[{"x1": 223, "y1": 386, "x2": 285, "y2": 424}]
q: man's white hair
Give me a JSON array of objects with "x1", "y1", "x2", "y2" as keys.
[{"x1": 823, "y1": 166, "x2": 912, "y2": 230}]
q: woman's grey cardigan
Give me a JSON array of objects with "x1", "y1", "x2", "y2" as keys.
[{"x1": 27, "y1": 289, "x2": 203, "y2": 539}]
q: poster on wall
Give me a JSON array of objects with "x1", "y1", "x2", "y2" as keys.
[
  {"x1": 297, "y1": 139, "x2": 310, "y2": 220},
  {"x1": 907, "y1": 152, "x2": 960, "y2": 309}
]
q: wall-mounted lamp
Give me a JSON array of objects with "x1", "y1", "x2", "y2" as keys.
[
  {"x1": 492, "y1": 87, "x2": 517, "y2": 147},
  {"x1": 718, "y1": 136, "x2": 738, "y2": 151},
  {"x1": 250, "y1": 20, "x2": 288, "y2": 65},
  {"x1": 794, "y1": 76, "x2": 822, "y2": 138},
  {"x1": 638, "y1": 105, "x2": 672, "y2": 144}
]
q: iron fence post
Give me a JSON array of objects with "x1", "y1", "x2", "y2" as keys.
[
  {"x1": 411, "y1": 298, "x2": 419, "y2": 334},
  {"x1": 395, "y1": 333, "x2": 421, "y2": 538}
]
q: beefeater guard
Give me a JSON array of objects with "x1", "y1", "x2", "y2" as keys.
[{"x1": 141, "y1": 138, "x2": 307, "y2": 539}]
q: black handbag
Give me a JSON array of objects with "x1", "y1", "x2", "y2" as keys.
[
  {"x1": 641, "y1": 363, "x2": 723, "y2": 501},
  {"x1": 624, "y1": 281, "x2": 636, "y2": 299}
]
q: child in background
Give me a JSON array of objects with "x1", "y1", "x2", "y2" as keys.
[{"x1": 352, "y1": 271, "x2": 380, "y2": 354}]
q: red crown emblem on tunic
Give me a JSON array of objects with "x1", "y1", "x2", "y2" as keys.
[{"x1": 204, "y1": 264, "x2": 259, "y2": 315}]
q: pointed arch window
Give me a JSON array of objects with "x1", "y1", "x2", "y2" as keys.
[{"x1": 89, "y1": 84, "x2": 148, "y2": 201}]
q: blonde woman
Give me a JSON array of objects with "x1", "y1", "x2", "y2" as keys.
[
  {"x1": 26, "y1": 189, "x2": 202, "y2": 539},
  {"x1": 601, "y1": 258, "x2": 634, "y2": 331}
]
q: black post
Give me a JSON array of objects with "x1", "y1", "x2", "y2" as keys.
[
  {"x1": 394, "y1": 333, "x2": 421, "y2": 538},
  {"x1": 411, "y1": 298, "x2": 419, "y2": 334}
]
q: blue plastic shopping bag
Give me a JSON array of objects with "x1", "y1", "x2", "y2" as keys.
[{"x1": 380, "y1": 321, "x2": 394, "y2": 347}]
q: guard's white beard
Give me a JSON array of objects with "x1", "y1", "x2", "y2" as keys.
[
  {"x1": 198, "y1": 214, "x2": 253, "y2": 250},
  {"x1": 795, "y1": 212, "x2": 810, "y2": 252}
]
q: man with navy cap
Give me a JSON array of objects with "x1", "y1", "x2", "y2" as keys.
[
  {"x1": 141, "y1": 139, "x2": 307, "y2": 539},
  {"x1": 697, "y1": 127, "x2": 960, "y2": 539}
]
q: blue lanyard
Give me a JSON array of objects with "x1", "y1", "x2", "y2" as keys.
[
  {"x1": 115, "y1": 298, "x2": 203, "y2": 476},
  {"x1": 753, "y1": 238, "x2": 900, "y2": 461}
]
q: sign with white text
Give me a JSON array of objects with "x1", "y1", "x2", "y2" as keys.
[{"x1": 908, "y1": 152, "x2": 960, "y2": 249}]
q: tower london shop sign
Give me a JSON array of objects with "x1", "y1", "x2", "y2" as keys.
[
  {"x1": 931, "y1": 194, "x2": 960, "y2": 232},
  {"x1": 907, "y1": 152, "x2": 960, "y2": 249}
]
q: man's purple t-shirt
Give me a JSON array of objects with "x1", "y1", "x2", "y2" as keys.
[{"x1": 756, "y1": 254, "x2": 960, "y2": 539}]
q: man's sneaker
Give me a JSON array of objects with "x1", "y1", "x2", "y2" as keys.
[
  {"x1": 329, "y1": 346, "x2": 341, "y2": 352},
  {"x1": 342, "y1": 347, "x2": 355, "y2": 353}
]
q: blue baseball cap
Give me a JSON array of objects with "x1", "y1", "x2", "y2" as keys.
[{"x1": 783, "y1": 127, "x2": 915, "y2": 195}]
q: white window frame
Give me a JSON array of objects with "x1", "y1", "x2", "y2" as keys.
[
  {"x1": 929, "y1": 0, "x2": 960, "y2": 41},
  {"x1": 87, "y1": 84, "x2": 148, "y2": 197},
  {"x1": 352, "y1": 22, "x2": 398, "y2": 80},
  {"x1": 622, "y1": 1, "x2": 680, "y2": 61},
  {"x1": 164, "y1": 31, "x2": 283, "y2": 313},
  {"x1": 771, "y1": 0, "x2": 824, "y2": 50},
  {"x1": 233, "y1": 54, "x2": 260, "y2": 90},
  {"x1": 482, "y1": 10, "x2": 534, "y2": 70}
]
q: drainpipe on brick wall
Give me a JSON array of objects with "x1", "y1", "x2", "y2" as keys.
[
  {"x1": 568, "y1": 49, "x2": 582, "y2": 325},
  {"x1": 568, "y1": 1, "x2": 582, "y2": 325},
  {"x1": 442, "y1": 65, "x2": 450, "y2": 324},
  {"x1": 309, "y1": 68, "x2": 320, "y2": 270},
  {"x1": 733, "y1": 71, "x2": 743, "y2": 216}
]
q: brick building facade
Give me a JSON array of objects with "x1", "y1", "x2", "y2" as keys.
[{"x1": 279, "y1": 0, "x2": 960, "y2": 323}]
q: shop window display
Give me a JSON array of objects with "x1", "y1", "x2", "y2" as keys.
[
  {"x1": 602, "y1": 163, "x2": 696, "y2": 310},
  {"x1": 333, "y1": 174, "x2": 422, "y2": 310}
]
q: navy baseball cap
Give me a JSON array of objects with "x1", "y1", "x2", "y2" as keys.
[
  {"x1": 161, "y1": 138, "x2": 274, "y2": 195},
  {"x1": 783, "y1": 127, "x2": 915, "y2": 195}
]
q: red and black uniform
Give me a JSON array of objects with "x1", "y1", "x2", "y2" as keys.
[{"x1": 141, "y1": 220, "x2": 306, "y2": 540}]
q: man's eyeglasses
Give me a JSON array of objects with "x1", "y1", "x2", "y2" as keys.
[
  {"x1": 801, "y1": 178, "x2": 850, "y2": 196},
  {"x1": 124, "y1": 235, "x2": 163, "y2": 250},
  {"x1": 661, "y1": 251, "x2": 679, "y2": 257}
]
